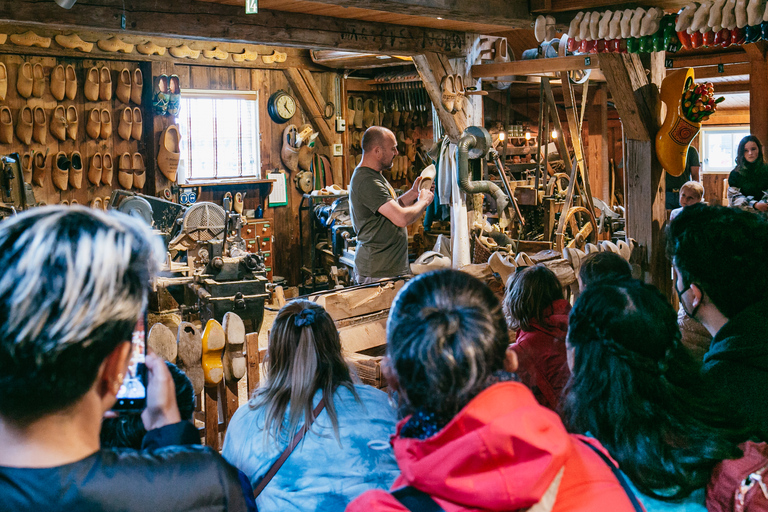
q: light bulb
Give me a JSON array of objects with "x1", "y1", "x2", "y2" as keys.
[
  {"x1": 525, "y1": 131, "x2": 532, "y2": 140},
  {"x1": 499, "y1": 131, "x2": 506, "y2": 141},
  {"x1": 551, "y1": 129, "x2": 558, "y2": 139}
]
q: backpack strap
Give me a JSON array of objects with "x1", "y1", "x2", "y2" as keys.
[
  {"x1": 391, "y1": 486, "x2": 444, "y2": 512},
  {"x1": 252, "y1": 395, "x2": 327, "y2": 499},
  {"x1": 579, "y1": 439, "x2": 646, "y2": 512}
]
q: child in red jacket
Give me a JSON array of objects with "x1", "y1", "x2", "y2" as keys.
[{"x1": 503, "y1": 264, "x2": 570, "y2": 410}]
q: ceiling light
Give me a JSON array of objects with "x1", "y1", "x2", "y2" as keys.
[
  {"x1": 436, "y1": 17, "x2": 443, "y2": 20},
  {"x1": 55, "y1": 0, "x2": 77, "y2": 8},
  {"x1": 525, "y1": 131, "x2": 532, "y2": 140},
  {"x1": 551, "y1": 129, "x2": 558, "y2": 139}
]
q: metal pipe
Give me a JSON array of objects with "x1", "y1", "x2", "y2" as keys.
[{"x1": 457, "y1": 128, "x2": 510, "y2": 213}]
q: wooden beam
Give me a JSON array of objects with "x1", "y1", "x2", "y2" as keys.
[
  {"x1": 587, "y1": 85, "x2": 609, "y2": 202},
  {"x1": 283, "y1": 68, "x2": 336, "y2": 147},
  {"x1": 261, "y1": 0, "x2": 532, "y2": 29},
  {"x1": 708, "y1": 82, "x2": 750, "y2": 94},
  {"x1": 0, "y1": 0, "x2": 468, "y2": 57},
  {"x1": 702, "y1": 109, "x2": 750, "y2": 125},
  {"x1": 746, "y1": 47, "x2": 768, "y2": 148},
  {"x1": 412, "y1": 52, "x2": 467, "y2": 142},
  {"x1": 601, "y1": 52, "x2": 668, "y2": 293},
  {"x1": 531, "y1": 0, "x2": 689, "y2": 13},
  {"x1": 600, "y1": 53, "x2": 658, "y2": 141},
  {"x1": 472, "y1": 55, "x2": 600, "y2": 79},
  {"x1": 669, "y1": 49, "x2": 747, "y2": 68},
  {"x1": 688, "y1": 63, "x2": 751, "y2": 79}
]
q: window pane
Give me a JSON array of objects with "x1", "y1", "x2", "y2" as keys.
[
  {"x1": 179, "y1": 91, "x2": 260, "y2": 181},
  {"x1": 216, "y1": 98, "x2": 241, "y2": 178},
  {"x1": 701, "y1": 127, "x2": 748, "y2": 173}
]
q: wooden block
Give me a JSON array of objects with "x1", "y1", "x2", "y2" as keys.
[
  {"x1": 204, "y1": 386, "x2": 219, "y2": 450},
  {"x1": 313, "y1": 280, "x2": 404, "y2": 321},
  {"x1": 346, "y1": 351, "x2": 386, "y2": 389},
  {"x1": 338, "y1": 316, "x2": 387, "y2": 354}
]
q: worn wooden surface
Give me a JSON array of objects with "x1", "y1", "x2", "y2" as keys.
[
  {"x1": 586, "y1": 85, "x2": 609, "y2": 202},
  {"x1": 0, "y1": 1, "x2": 467, "y2": 57},
  {"x1": 412, "y1": 52, "x2": 467, "y2": 143},
  {"x1": 602, "y1": 52, "x2": 668, "y2": 294},
  {"x1": 746, "y1": 43, "x2": 768, "y2": 152},
  {"x1": 314, "y1": 280, "x2": 404, "y2": 320}
]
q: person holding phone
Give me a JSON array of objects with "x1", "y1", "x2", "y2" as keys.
[{"x1": 0, "y1": 206, "x2": 253, "y2": 512}]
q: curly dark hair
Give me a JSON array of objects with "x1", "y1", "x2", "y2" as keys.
[
  {"x1": 562, "y1": 279, "x2": 746, "y2": 500},
  {"x1": 667, "y1": 203, "x2": 768, "y2": 319}
]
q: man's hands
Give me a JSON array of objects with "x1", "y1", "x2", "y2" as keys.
[
  {"x1": 756, "y1": 201, "x2": 768, "y2": 212},
  {"x1": 418, "y1": 188, "x2": 434, "y2": 205},
  {"x1": 410, "y1": 176, "x2": 423, "y2": 195},
  {"x1": 141, "y1": 353, "x2": 181, "y2": 431}
]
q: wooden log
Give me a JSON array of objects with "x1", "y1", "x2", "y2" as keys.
[
  {"x1": 312, "y1": 280, "x2": 404, "y2": 320},
  {"x1": 0, "y1": 1, "x2": 467, "y2": 57}
]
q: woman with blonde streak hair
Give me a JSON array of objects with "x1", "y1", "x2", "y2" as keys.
[{"x1": 222, "y1": 300, "x2": 399, "y2": 512}]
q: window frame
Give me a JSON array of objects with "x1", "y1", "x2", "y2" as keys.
[
  {"x1": 699, "y1": 125, "x2": 750, "y2": 174},
  {"x1": 177, "y1": 88, "x2": 262, "y2": 185}
]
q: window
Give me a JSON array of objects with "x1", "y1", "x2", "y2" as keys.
[
  {"x1": 177, "y1": 89, "x2": 260, "y2": 183},
  {"x1": 700, "y1": 126, "x2": 749, "y2": 173}
]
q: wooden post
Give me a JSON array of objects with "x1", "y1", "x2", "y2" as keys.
[
  {"x1": 600, "y1": 53, "x2": 668, "y2": 294},
  {"x1": 246, "y1": 332, "x2": 261, "y2": 397},
  {"x1": 586, "y1": 85, "x2": 609, "y2": 202},
  {"x1": 745, "y1": 43, "x2": 768, "y2": 147},
  {"x1": 204, "y1": 386, "x2": 219, "y2": 449}
]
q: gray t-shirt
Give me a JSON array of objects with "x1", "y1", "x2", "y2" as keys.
[{"x1": 349, "y1": 166, "x2": 409, "y2": 278}]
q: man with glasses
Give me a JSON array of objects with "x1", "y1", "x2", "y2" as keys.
[{"x1": 667, "y1": 203, "x2": 768, "y2": 439}]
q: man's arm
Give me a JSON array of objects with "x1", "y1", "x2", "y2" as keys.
[
  {"x1": 379, "y1": 189, "x2": 434, "y2": 228},
  {"x1": 690, "y1": 165, "x2": 701, "y2": 182}
]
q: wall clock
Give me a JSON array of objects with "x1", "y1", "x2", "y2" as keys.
[{"x1": 267, "y1": 90, "x2": 296, "y2": 124}]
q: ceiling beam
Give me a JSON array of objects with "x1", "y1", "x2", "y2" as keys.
[
  {"x1": 267, "y1": 0, "x2": 533, "y2": 30},
  {"x1": 690, "y1": 62, "x2": 751, "y2": 79},
  {"x1": 530, "y1": 0, "x2": 689, "y2": 13},
  {"x1": 472, "y1": 55, "x2": 600, "y2": 79},
  {"x1": 0, "y1": 0, "x2": 468, "y2": 57},
  {"x1": 669, "y1": 50, "x2": 748, "y2": 68}
]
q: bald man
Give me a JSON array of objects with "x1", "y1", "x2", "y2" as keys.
[{"x1": 349, "y1": 126, "x2": 434, "y2": 284}]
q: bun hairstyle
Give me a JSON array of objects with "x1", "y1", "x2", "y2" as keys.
[
  {"x1": 386, "y1": 270, "x2": 508, "y2": 420},
  {"x1": 250, "y1": 300, "x2": 357, "y2": 443}
]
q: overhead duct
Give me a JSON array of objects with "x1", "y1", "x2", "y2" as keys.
[{"x1": 457, "y1": 126, "x2": 510, "y2": 214}]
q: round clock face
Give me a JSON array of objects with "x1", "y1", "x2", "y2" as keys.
[
  {"x1": 268, "y1": 91, "x2": 296, "y2": 123},
  {"x1": 277, "y1": 95, "x2": 295, "y2": 118}
]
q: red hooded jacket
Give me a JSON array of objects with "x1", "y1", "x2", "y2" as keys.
[
  {"x1": 512, "y1": 298, "x2": 571, "y2": 410},
  {"x1": 346, "y1": 381, "x2": 640, "y2": 512}
]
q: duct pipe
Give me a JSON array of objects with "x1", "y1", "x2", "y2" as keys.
[{"x1": 457, "y1": 126, "x2": 510, "y2": 213}]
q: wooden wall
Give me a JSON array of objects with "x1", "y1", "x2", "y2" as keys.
[
  {"x1": 148, "y1": 62, "x2": 343, "y2": 287},
  {"x1": 0, "y1": 54, "x2": 148, "y2": 207},
  {"x1": 0, "y1": 42, "x2": 344, "y2": 287}
]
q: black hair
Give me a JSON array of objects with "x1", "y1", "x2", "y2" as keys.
[
  {"x1": 0, "y1": 207, "x2": 159, "y2": 424},
  {"x1": 100, "y1": 362, "x2": 196, "y2": 449},
  {"x1": 578, "y1": 251, "x2": 632, "y2": 288},
  {"x1": 503, "y1": 264, "x2": 563, "y2": 331},
  {"x1": 735, "y1": 134, "x2": 764, "y2": 167},
  {"x1": 562, "y1": 279, "x2": 745, "y2": 500},
  {"x1": 387, "y1": 269, "x2": 508, "y2": 420},
  {"x1": 667, "y1": 203, "x2": 768, "y2": 319}
]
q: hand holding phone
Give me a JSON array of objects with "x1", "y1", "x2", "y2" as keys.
[
  {"x1": 141, "y1": 352, "x2": 182, "y2": 431},
  {"x1": 113, "y1": 314, "x2": 147, "y2": 412}
]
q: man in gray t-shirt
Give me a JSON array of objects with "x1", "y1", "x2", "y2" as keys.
[{"x1": 349, "y1": 127, "x2": 434, "y2": 283}]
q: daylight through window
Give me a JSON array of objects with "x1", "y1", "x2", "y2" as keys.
[{"x1": 178, "y1": 89, "x2": 260, "y2": 182}]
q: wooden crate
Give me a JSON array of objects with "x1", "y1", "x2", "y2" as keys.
[{"x1": 346, "y1": 345, "x2": 387, "y2": 390}]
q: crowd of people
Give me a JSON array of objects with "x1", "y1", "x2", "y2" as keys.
[{"x1": 0, "y1": 134, "x2": 767, "y2": 512}]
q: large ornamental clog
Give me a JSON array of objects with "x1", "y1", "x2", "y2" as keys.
[{"x1": 656, "y1": 68, "x2": 701, "y2": 177}]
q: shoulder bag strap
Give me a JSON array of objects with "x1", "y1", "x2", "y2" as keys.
[
  {"x1": 391, "y1": 486, "x2": 444, "y2": 512},
  {"x1": 252, "y1": 395, "x2": 327, "y2": 499},
  {"x1": 579, "y1": 439, "x2": 646, "y2": 512}
]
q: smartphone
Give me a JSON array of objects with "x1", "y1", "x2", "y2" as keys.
[{"x1": 113, "y1": 312, "x2": 148, "y2": 412}]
